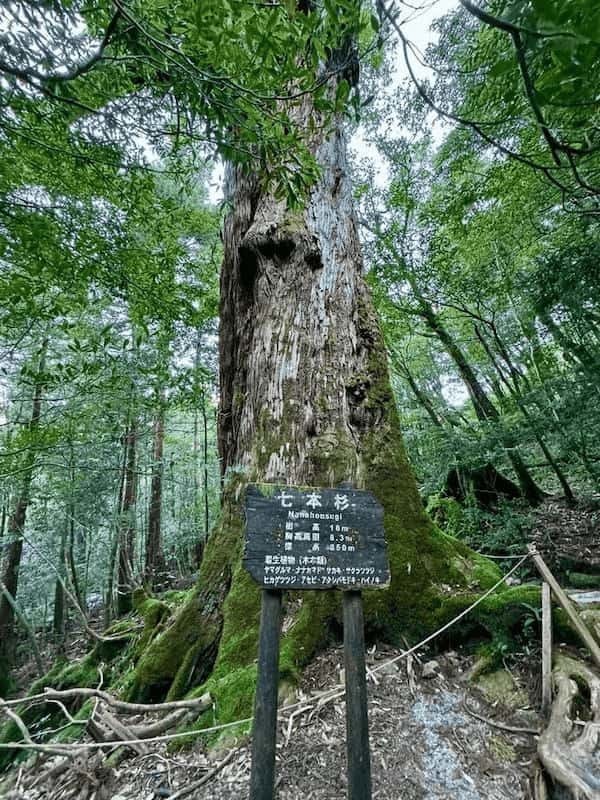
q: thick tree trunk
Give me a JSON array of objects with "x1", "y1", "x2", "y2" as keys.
[
  {"x1": 130, "y1": 99, "x2": 509, "y2": 709},
  {"x1": 145, "y1": 410, "x2": 166, "y2": 588}
]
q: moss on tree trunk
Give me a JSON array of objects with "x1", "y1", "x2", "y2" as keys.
[{"x1": 123, "y1": 97, "x2": 525, "y2": 727}]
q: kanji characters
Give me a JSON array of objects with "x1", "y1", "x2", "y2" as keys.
[
  {"x1": 276, "y1": 490, "x2": 294, "y2": 507},
  {"x1": 306, "y1": 492, "x2": 322, "y2": 508},
  {"x1": 334, "y1": 493, "x2": 349, "y2": 511}
]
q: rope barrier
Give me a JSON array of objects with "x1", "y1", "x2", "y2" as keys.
[
  {"x1": 0, "y1": 551, "x2": 532, "y2": 751},
  {"x1": 476, "y1": 552, "x2": 529, "y2": 560},
  {"x1": 371, "y1": 551, "x2": 530, "y2": 674},
  {"x1": 0, "y1": 716, "x2": 254, "y2": 751}
]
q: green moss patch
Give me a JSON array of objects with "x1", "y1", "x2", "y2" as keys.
[{"x1": 476, "y1": 669, "x2": 529, "y2": 709}]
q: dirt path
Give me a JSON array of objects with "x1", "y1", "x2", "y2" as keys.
[
  {"x1": 198, "y1": 649, "x2": 537, "y2": 800},
  {"x1": 2, "y1": 647, "x2": 540, "y2": 799}
]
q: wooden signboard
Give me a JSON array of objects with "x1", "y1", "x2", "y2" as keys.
[
  {"x1": 243, "y1": 485, "x2": 390, "y2": 591},
  {"x1": 244, "y1": 484, "x2": 388, "y2": 800}
]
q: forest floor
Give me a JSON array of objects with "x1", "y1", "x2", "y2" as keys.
[
  {"x1": 6, "y1": 495, "x2": 600, "y2": 799},
  {"x1": 530, "y1": 497, "x2": 600, "y2": 573},
  {"x1": 2, "y1": 645, "x2": 544, "y2": 800}
]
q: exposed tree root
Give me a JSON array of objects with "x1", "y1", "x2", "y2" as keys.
[
  {"x1": 0, "y1": 688, "x2": 212, "y2": 798},
  {"x1": 538, "y1": 655, "x2": 600, "y2": 800}
]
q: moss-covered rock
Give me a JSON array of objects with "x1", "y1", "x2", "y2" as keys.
[{"x1": 476, "y1": 668, "x2": 529, "y2": 709}]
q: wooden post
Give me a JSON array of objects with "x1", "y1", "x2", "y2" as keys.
[
  {"x1": 343, "y1": 591, "x2": 372, "y2": 800},
  {"x1": 249, "y1": 589, "x2": 283, "y2": 800},
  {"x1": 541, "y1": 581, "x2": 552, "y2": 715},
  {"x1": 529, "y1": 546, "x2": 600, "y2": 670}
]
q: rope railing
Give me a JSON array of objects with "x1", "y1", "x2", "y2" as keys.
[{"x1": 0, "y1": 552, "x2": 533, "y2": 752}]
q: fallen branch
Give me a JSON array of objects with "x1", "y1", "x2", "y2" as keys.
[
  {"x1": 167, "y1": 748, "x2": 238, "y2": 800},
  {"x1": 129, "y1": 708, "x2": 191, "y2": 738},
  {"x1": 1, "y1": 687, "x2": 211, "y2": 715},
  {"x1": 96, "y1": 708, "x2": 148, "y2": 756},
  {"x1": 461, "y1": 700, "x2": 540, "y2": 736},
  {"x1": 0, "y1": 698, "x2": 74, "y2": 759}
]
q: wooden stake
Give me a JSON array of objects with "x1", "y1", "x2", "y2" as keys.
[
  {"x1": 541, "y1": 581, "x2": 552, "y2": 715},
  {"x1": 249, "y1": 589, "x2": 283, "y2": 800},
  {"x1": 343, "y1": 591, "x2": 372, "y2": 800},
  {"x1": 528, "y1": 546, "x2": 600, "y2": 670}
]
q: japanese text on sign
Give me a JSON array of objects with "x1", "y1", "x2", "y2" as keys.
[{"x1": 243, "y1": 485, "x2": 389, "y2": 590}]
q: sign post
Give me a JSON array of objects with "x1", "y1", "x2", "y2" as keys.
[
  {"x1": 244, "y1": 484, "x2": 389, "y2": 800},
  {"x1": 343, "y1": 590, "x2": 371, "y2": 800},
  {"x1": 249, "y1": 588, "x2": 282, "y2": 800}
]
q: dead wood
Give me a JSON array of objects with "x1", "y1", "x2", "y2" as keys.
[
  {"x1": 95, "y1": 709, "x2": 148, "y2": 755},
  {"x1": 538, "y1": 655, "x2": 600, "y2": 800},
  {"x1": 461, "y1": 700, "x2": 540, "y2": 736},
  {"x1": 2, "y1": 687, "x2": 211, "y2": 715},
  {"x1": 0, "y1": 688, "x2": 211, "y2": 797},
  {"x1": 542, "y1": 581, "x2": 553, "y2": 716},
  {"x1": 532, "y1": 763, "x2": 549, "y2": 800},
  {"x1": 167, "y1": 748, "x2": 237, "y2": 800},
  {"x1": 128, "y1": 708, "x2": 191, "y2": 738}
]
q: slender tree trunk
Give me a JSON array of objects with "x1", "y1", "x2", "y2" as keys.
[
  {"x1": 474, "y1": 325, "x2": 575, "y2": 504},
  {"x1": 202, "y1": 390, "x2": 210, "y2": 541},
  {"x1": 541, "y1": 311, "x2": 599, "y2": 380},
  {"x1": 105, "y1": 432, "x2": 128, "y2": 626},
  {"x1": 53, "y1": 518, "x2": 68, "y2": 644},
  {"x1": 145, "y1": 408, "x2": 166, "y2": 588},
  {"x1": 0, "y1": 579, "x2": 44, "y2": 676},
  {"x1": 1, "y1": 426, "x2": 13, "y2": 542},
  {"x1": 0, "y1": 345, "x2": 45, "y2": 671},
  {"x1": 411, "y1": 295, "x2": 544, "y2": 505},
  {"x1": 509, "y1": 311, "x2": 600, "y2": 490},
  {"x1": 0, "y1": 495, "x2": 7, "y2": 541},
  {"x1": 67, "y1": 510, "x2": 80, "y2": 607},
  {"x1": 193, "y1": 391, "x2": 200, "y2": 567},
  {"x1": 391, "y1": 352, "x2": 445, "y2": 428},
  {"x1": 117, "y1": 425, "x2": 137, "y2": 616}
]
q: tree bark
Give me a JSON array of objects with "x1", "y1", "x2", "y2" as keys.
[
  {"x1": 145, "y1": 409, "x2": 166, "y2": 588},
  {"x1": 116, "y1": 425, "x2": 137, "y2": 616},
  {"x1": 131, "y1": 79, "x2": 505, "y2": 706},
  {"x1": 0, "y1": 345, "x2": 45, "y2": 672}
]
